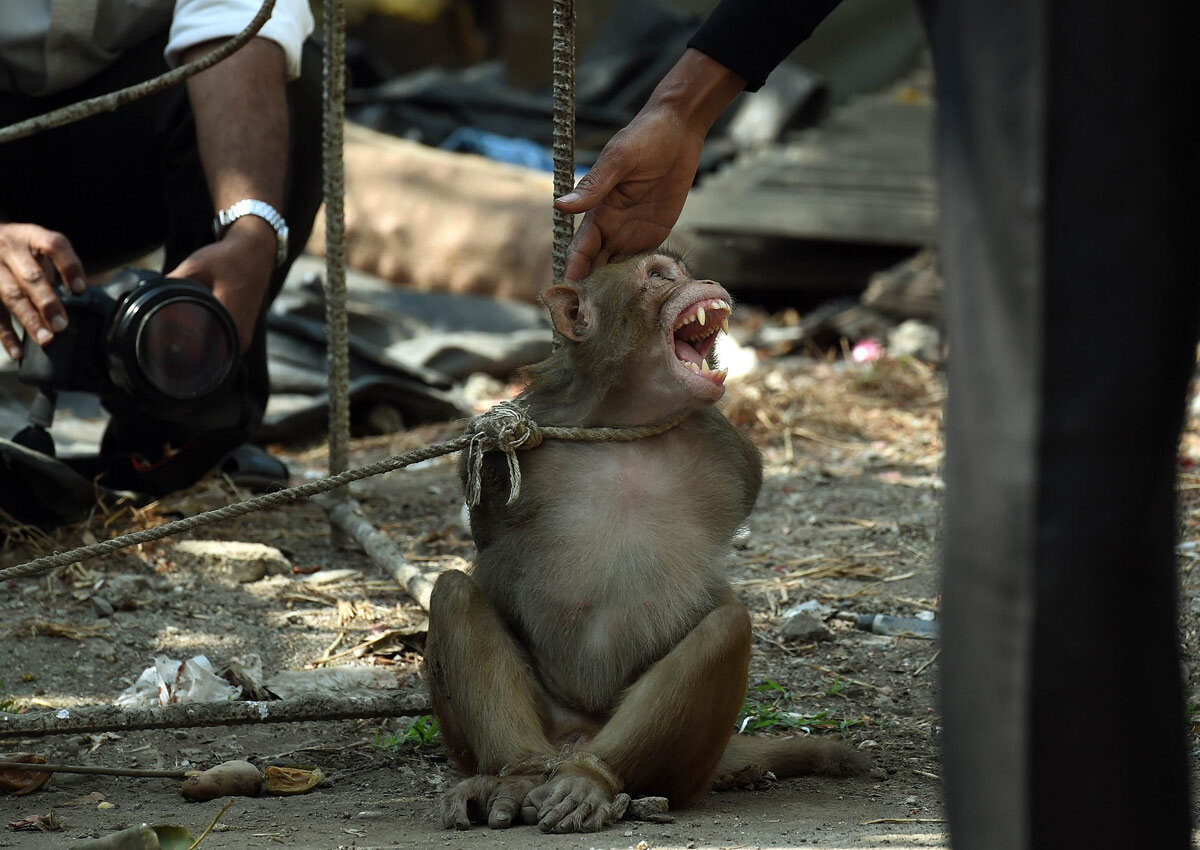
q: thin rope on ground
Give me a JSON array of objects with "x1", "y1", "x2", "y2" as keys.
[
  {"x1": 551, "y1": 0, "x2": 576, "y2": 281},
  {"x1": 0, "y1": 0, "x2": 277, "y2": 145},
  {"x1": 0, "y1": 405, "x2": 687, "y2": 584}
]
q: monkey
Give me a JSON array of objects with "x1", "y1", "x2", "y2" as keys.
[{"x1": 423, "y1": 251, "x2": 869, "y2": 834}]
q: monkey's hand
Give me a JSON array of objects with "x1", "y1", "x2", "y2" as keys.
[
  {"x1": 440, "y1": 772, "x2": 546, "y2": 830},
  {"x1": 521, "y1": 754, "x2": 631, "y2": 833}
]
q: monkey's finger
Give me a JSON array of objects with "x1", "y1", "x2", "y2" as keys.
[
  {"x1": 486, "y1": 794, "x2": 521, "y2": 829},
  {"x1": 536, "y1": 784, "x2": 570, "y2": 819},
  {"x1": 538, "y1": 794, "x2": 581, "y2": 833},
  {"x1": 552, "y1": 798, "x2": 595, "y2": 833},
  {"x1": 439, "y1": 791, "x2": 473, "y2": 830},
  {"x1": 520, "y1": 802, "x2": 540, "y2": 825}
]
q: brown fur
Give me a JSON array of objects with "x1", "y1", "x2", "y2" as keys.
[{"x1": 424, "y1": 253, "x2": 868, "y2": 834}]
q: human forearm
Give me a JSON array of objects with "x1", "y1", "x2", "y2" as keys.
[
  {"x1": 172, "y1": 37, "x2": 288, "y2": 349},
  {"x1": 645, "y1": 48, "x2": 747, "y2": 136},
  {"x1": 183, "y1": 37, "x2": 288, "y2": 216}
]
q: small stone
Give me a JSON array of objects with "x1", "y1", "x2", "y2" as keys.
[
  {"x1": 869, "y1": 767, "x2": 889, "y2": 781},
  {"x1": 166, "y1": 540, "x2": 292, "y2": 583},
  {"x1": 628, "y1": 796, "x2": 669, "y2": 819},
  {"x1": 355, "y1": 811, "x2": 383, "y2": 819},
  {"x1": 779, "y1": 612, "x2": 833, "y2": 642},
  {"x1": 92, "y1": 596, "x2": 114, "y2": 618},
  {"x1": 904, "y1": 795, "x2": 918, "y2": 805}
]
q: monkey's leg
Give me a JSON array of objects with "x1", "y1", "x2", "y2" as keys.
[
  {"x1": 425, "y1": 570, "x2": 557, "y2": 829},
  {"x1": 525, "y1": 602, "x2": 751, "y2": 833}
]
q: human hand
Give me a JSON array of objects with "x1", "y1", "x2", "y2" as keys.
[
  {"x1": 166, "y1": 218, "x2": 276, "y2": 353},
  {"x1": 555, "y1": 106, "x2": 705, "y2": 282},
  {"x1": 554, "y1": 49, "x2": 745, "y2": 281},
  {"x1": 0, "y1": 223, "x2": 86, "y2": 359}
]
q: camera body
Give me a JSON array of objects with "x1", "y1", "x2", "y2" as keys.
[{"x1": 18, "y1": 268, "x2": 245, "y2": 437}]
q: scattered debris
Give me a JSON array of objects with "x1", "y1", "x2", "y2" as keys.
[
  {"x1": 852, "y1": 613, "x2": 938, "y2": 639},
  {"x1": 6, "y1": 811, "x2": 60, "y2": 832},
  {"x1": 887, "y1": 319, "x2": 941, "y2": 363},
  {"x1": 115, "y1": 656, "x2": 241, "y2": 707},
  {"x1": 219, "y1": 654, "x2": 270, "y2": 701}
]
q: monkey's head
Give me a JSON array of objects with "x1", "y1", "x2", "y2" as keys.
[{"x1": 534, "y1": 252, "x2": 733, "y2": 422}]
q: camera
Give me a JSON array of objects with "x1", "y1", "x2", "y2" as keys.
[{"x1": 15, "y1": 268, "x2": 244, "y2": 454}]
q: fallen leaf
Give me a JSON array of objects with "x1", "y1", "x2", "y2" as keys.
[{"x1": 0, "y1": 754, "x2": 52, "y2": 796}]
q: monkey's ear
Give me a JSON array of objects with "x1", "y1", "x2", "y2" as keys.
[{"x1": 542, "y1": 283, "x2": 592, "y2": 342}]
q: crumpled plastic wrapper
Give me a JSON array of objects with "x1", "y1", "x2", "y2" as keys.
[{"x1": 114, "y1": 655, "x2": 241, "y2": 707}]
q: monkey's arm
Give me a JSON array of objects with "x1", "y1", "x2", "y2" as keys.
[
  {"x1": 426, "y1": 571, "x2": 560, "y2": 829},
  {"x1": 525, "y1": 600, "x2": 752, "y2": 831}
]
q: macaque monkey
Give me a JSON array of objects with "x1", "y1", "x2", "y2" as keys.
[{"x1": 424, "y1": 252, "x2": 868, "y2": 834}]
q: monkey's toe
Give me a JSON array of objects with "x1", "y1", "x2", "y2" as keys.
[{"x1": 486, "y1": 794, "x2": 522, "y2": 829}]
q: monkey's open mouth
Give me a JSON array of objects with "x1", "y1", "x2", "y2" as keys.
[{"x1": 670, "y1": 296, "x2": 731, "y2": 385}]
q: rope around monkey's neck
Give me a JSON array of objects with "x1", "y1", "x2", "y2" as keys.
[{"x1": 0, "y1": 403, "x2": 688, "y2": 583}]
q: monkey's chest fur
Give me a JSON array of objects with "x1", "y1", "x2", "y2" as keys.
[{"x1": 469, "y1": 423, "x2": 753, "y2": 716}]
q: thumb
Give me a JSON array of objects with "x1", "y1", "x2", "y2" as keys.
[
  {"x1": 554, "y1": 144, "x2": 628, "y2": 213},
  {"x1": 165, "y1": 252, "x2": 211, "y2": 288}
]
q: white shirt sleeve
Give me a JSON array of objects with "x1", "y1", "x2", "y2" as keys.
[{"x1": 166, "y1": 0, "x2": 316, "y2": 80}]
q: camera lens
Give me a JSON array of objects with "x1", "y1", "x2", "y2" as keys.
[{"x1": 135, "y1": 298, "x2": 234, "y2": 399}]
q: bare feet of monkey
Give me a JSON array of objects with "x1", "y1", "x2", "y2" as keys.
[
  {"x1": 522, "y1": 772, "x2": 632, "y2": 833},
  {"x1": 440, "y1": 773, "x2": 546, "y2": 830}
]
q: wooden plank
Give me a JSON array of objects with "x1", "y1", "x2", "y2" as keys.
[{"x1": 681, "y1": 75, "x2": 936, "y2": 247}]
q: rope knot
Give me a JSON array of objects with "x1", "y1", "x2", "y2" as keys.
[{"x1": 464, "y1": 402, "x2": 544, "y2": 507}]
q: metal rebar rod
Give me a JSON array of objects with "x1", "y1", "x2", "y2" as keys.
[
  {"x1": 551, "y1": 0, "x2": 577, "y2": 281},
  {"x1": 322, "y1": 0, "x2": 351, "y2": 489}
]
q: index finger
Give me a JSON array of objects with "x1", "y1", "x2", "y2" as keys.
[
  {"x1": 562, "y1": 214, "x2": 601, "y2": 282},
  {"x1": 29, "y1": 229, "x2": 86, "y2": 294}
]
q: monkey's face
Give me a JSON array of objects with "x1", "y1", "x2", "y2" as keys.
[{"x1": 541, "y1": 252, "x2": 734, "y2": 417}]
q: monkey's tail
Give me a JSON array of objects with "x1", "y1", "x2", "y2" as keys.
[{"x1": 716, "y1": 734, "x2": 871, "y2": 784}]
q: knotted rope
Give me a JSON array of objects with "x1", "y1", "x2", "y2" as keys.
[
  {"x1": 0, "y1": 405, "x2": 688, "y2": 584},
  {"x1": 464, "y1": 402, "x2": 543, "y2": 506}
]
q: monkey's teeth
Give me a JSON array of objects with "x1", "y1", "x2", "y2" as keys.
[
  {"x1": 721, "y1": 318, "x2": 730, "y2": 335},
  {"x1": 697, "y1": 306, "x2": 706, "y2": 326}
]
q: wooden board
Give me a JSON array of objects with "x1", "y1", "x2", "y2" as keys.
[{"x1": 679, "y1": 73, "x2": 936, "y2": 247}]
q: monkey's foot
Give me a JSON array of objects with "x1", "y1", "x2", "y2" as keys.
[
  {"x1": 440, "y1": 773, "x2": 545, "y2": 830},
  {"x1": 522, "y1": 770, "x2": 631, "y2": 833}
]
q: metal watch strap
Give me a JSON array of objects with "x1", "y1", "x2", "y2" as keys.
[{"x1": 212, "y1": 199, "x2": 290, "y2": 268}]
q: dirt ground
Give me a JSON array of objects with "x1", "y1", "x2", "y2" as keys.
[{"x1": 4, "y1": 353, "x2": 1200, "y2": 849}]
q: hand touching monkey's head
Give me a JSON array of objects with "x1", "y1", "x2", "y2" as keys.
[{"x1": 536, "y1": 252, "x2": 733, "y2": 421}]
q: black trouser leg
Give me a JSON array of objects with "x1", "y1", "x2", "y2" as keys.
[
  {"x1": 929, "y1": 1, "x2": 1199, "y2": 847},
  {"x1": 0, "y1": 35, "x2": 323, "y2": 494}
]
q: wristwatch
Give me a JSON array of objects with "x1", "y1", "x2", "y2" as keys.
[{"x1": 212, "y1": 199, "x2": 290, "y2": 268}]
